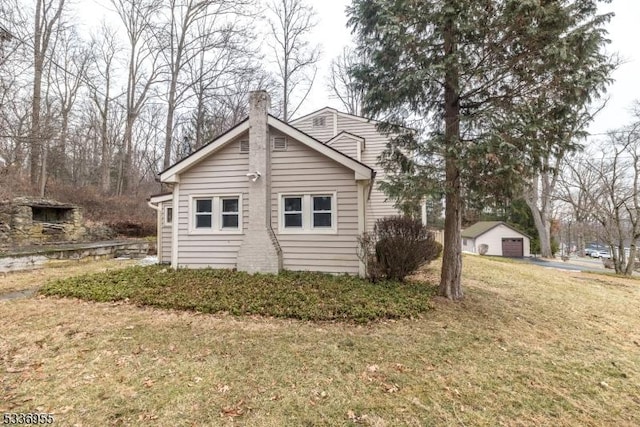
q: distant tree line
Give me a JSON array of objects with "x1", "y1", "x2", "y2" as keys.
[{"x1": 0, "y1": 0, "x2": 320, "y2": 199}]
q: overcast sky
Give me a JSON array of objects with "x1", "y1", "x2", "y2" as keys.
[{"x1": 303, "y1": 0, "x2": 639, "y2": 138}]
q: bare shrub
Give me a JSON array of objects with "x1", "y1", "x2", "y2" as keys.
[
  {"x1": 358, "y1": 216, "x2": 442, "y2": 282},
  {"x1": 46, "y1": 181, "x2": 157, "y2": 237},
  {"x1": 478, "y1": 244, "x2": 489, "y2": 255}
]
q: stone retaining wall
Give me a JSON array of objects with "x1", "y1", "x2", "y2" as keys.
[{"x1": 0, "y1": 241, "x2": 150, "y2": 273}]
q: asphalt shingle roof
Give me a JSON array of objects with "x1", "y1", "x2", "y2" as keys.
[{"x1": 461, "y1": 221, "x2": 529, "y2": 239}]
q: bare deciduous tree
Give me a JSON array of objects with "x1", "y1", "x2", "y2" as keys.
[
  {"x1": 327, "y1": 47, "x2": 364, "y2": 116},
  {"x1": 160, "y1": 0, "x2": 254, "y2": 169},
  {"x1": 563, "y1": 110, "x2": 640, "y2": 274},
  {"x1": 267, "y1": 0, "x2": 319, "y2": 122},
  {"x1": 49, "y1": 27, "x2": 91, "y2": 183},
  {"x1": 29, "y1": 0, "x2": 67, "y2": 189},
  {"x1": 111, "y1": 0, "x2": 163, "y2": 195},
  {"x1": 87, "y1": 23, "x2": 120, "y2": 193}
]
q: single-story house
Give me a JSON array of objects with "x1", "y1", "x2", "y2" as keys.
[
  {"x1": 461, "y1": 221, "x2": 530, "y2": 257},
  {"x1": 149, "y1": 91, "x2": 403, "y2": 276}
]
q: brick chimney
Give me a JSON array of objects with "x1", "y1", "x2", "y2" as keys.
[{"x1": 237, "y1": 91, "x2": 282, "y2": 274}]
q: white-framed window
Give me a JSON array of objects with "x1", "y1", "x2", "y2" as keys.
[
  {"x1": 278, "y1": 192, "x2": 337, "y2": 234},
  {"x1": 312, "y1": 195, "x2": 332, "y2": 228},
  {"x1": 189, "y1": 194, "x2": 243, "y2": 234},
  {"x1": 283, "y1": 196, "x2": 303, "y2": 228},
  {"x1": 221, "y1": 197, "x2": 240, "y2": 229},
  {"x1": 163, "y1": 205, "x2": 173, "y2": 227}
]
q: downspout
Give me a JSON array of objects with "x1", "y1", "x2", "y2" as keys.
[
  {"x1": 367, "y1": 170, "x2": 377, "y2": 201},
  {"x1": 147, "y1": 199, "x2": 161, "y2": 264}
]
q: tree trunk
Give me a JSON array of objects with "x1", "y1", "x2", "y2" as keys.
[
  {"x1": 625, "y1": 244, "x2": 637, "y2": 275},
  {"x1": 438, "y1": 13, "x2": 463, "y2": 300},
  {"x1": 30, "y1": 0, "x2": 44, "y2": 188},
  {"x1": 163, "y1": 81, "x2": 177, "y2": 170},
  {"x1": 100, "y1": 95, "x2": 110, "y2": 193},
  {"x1": 528, "y1": 202, "x2": 552, "y2": 257},
  {"x1": 39, "y1": 141, "x2": 47, "y2": 196}
]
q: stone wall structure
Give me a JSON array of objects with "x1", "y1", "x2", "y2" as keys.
[{"x1": 0, "y1": 197, "x2": 85, "y2": 249}]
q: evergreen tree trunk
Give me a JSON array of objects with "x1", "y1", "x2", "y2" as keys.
[{"x1": 439, "y1": 14, "x2": 463, "y2": 300}]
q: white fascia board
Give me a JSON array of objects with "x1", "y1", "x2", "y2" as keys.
[
  {"x1": 326, "y1": 131, "x2": 365, "y2": 145},
  {"x1": 149, "y1": 193, "x2": 173, "y2": 204},
  {"x1": 160, "y1": 120, "x2": 250, "y2": 183},
  {"x1": 267, "y1": 116, "x2": 373, "y2": 181}
]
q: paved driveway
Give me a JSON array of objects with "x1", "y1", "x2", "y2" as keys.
[{"x1": 524, "y1": 256, "x2": 606, "y2": 272}]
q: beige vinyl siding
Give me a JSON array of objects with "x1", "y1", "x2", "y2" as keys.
[
  {"x1": 291, "y1": 112, "x2": 336, "y2": 142},
  {"x1": 334, "y1": 115, "x2": 401, "y2": 231},
  {"x1": 176, "y1": 133, "x2": 250, "y2": 268},
  {"x1": 326, "y1": 135, "x2": 358, "y2": 159},
  {"x1": 293, "y1": 112, "x2": 401, "y2": 231},
  {"x1": 473, "y1": 225, "x2": 531, "y2": 257},
  {"x1": 296, "y1": 112, "x2": 401, "y2": 232},
  {"x1": 270, "y1": 128, "x2": 359, "y2": 274},
  {"x1": 160, "y1": 201, "x2": 172, "y2": 264}
]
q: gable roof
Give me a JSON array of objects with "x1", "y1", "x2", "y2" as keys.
[
  {"x1": 159, "y1": 115, "x2": 374, "y2": 183},
  {"x1": 461, "y1": 221, "x2": 530, "y2": 239},
  {"x1": 290, "y1": 107, "x2": 379, "y2": 126},
  {"x1": 326, "y1": 131, "x2": 366, "y2": 148}
]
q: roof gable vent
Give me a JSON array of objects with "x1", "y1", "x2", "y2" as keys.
[
  {"x1": 272, "y1": 136, "x2": 287, "y2": 151},
  {"x1": 239, "y1": 139, "x2": 249, "y2": 153},
  {"x1": 312, "y1": 116, "x2": 326, "y2": 127}
]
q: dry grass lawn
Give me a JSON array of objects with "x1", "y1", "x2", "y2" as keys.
[
  {"x1": 1, "y1": 256, "x2": 639, "y2": 426},
  {"x1": 0, "y1": 259, "x2": 137, "y2": 295}
]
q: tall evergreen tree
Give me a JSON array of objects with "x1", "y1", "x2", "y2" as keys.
[{"x1": 348, "y1": 0, "x2": 613, "y2": 299}]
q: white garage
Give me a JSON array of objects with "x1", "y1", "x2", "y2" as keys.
[{"x1": 461, "y1": 221, "x2": 531, "y2": 257}]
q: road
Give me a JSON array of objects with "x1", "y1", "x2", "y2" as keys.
[{"x1": 524, "y1": 256, "x2": 607, "y2": 272}]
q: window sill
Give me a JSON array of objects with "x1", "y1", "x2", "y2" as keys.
[
  {"x1": 188, "y1": 229, "x2": 243, "y2": 236},
  {"x1": 278, "y1": 228, "x2": 337, "y2": 235}
]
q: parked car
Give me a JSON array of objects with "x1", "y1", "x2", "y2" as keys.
[
  {"x1": 597, "y1": 250, "x2": 612, "y2": 259},
  {"x1": 586, "y1": 247, "x2": 602, "y2": 257},
  {"x1": 586, "y1": 248, "x2": 600, "y2": 257}
]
